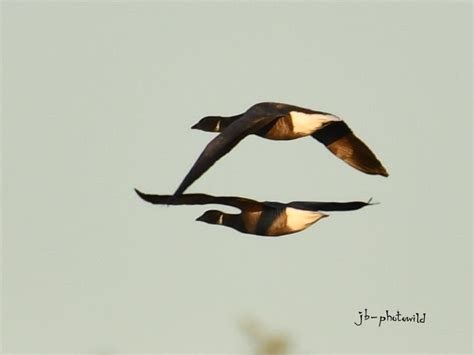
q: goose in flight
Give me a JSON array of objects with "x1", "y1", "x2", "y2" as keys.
[
  {"x1": 135, "y1": 189, "x2": 376, "y2": 237},
  {"x1": 175, "y1": 102, "x2": 388, "y2": 195}
]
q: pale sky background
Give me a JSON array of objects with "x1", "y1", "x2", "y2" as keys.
[{"x1": 2, "y1": 1, "x2": 472, "y2": 354}]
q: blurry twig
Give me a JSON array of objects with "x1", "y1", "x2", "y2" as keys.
[{"x1": 240, "y1": 319, "x2": 290, "y2": 355}]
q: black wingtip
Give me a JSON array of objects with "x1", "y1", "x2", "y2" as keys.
[
  {"x1": 134, "y1": 188, "x2": 174, "y2": 206},
  {"x1": 134, "y1": 188, "x2": 148, "y2": 201},
  {"x1": 134, "y1": 188, "x2": 158, "y2": 204},
  {"x1": 379, "y1": 168, "x2": 389, "y2": 177},
  {"x1": 367, "y1": 197, "x2": 380, "y2": 206}
]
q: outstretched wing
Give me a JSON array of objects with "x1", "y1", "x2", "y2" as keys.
[
  {"x1": 311, "y1": 121, "x2": 389, "y2": 177},
  {"x1": 174, "y1": 114, "x2": 282, "y2": 195},
  {"x1": 135, "y1": 189, "x2": 262, "y2": 211},
  {"x1": 287, "y1": 199, "x2": 376, "y2": 212}
]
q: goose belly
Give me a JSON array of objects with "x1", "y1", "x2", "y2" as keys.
[
  {"x1": 262, "y1": 117, "x2": 297, "y2": 140},
  {"x1": 284, "y1": 207, "x2": 327, "y2": 232},
  {"x1": 289, "y1": 111, "x2": 340, "y2": 137}
]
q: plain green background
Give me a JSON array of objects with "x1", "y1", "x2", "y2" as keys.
[{"x1": 2, "y1": 1, "x2": 472, "y2": 353}]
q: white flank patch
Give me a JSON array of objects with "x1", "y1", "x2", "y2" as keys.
[
  {"x1": 285, "y1": 207, "x2": 328, "y2": 232},
  {"x1": 289, "y1": 111, "x2": 341, "y2": 135}
]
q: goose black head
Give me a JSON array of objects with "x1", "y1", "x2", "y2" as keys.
[
  {"x1": 191, "y1": 116, "x2": 222, "y2": 132},
  {"x1": 195, "y1": 210, "x2": 225, "y2": 225}
]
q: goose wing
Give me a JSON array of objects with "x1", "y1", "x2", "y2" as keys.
[
  {"x1": 135, "y1": 189, "x2": 262, "y2": 211},
  {"x1": 174, "y1": 113, "x2": 282, "y2": 195},
  {"x1": 312, "y1": 121, "x2": 389, "y2": 177},
  {"x1": 287, "y1": 198, "x2": 375, "y2": 212}
]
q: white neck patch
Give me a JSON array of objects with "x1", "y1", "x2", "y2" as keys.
[
  {"x1": 217, "y1": 213, "x2": 224, "y2": 225},
  {"x1": 289, "y1": 111, "x2": 341, "y2": 135}
]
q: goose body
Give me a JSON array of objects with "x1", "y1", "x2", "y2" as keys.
[
  {"x1": 135, "y1": 189, "x2": 374, "y2": 237},
  {"x1": 192, "y1": 102, "x2": 340, "y2": 140}
]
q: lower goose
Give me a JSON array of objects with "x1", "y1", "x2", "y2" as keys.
[{"x1": 135, "y1": 189, "x2": 376, "y2": 237}]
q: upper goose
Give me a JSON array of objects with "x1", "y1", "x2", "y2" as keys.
[
  {"x1": 135, "y1": 188, "x2": 376, "y2": 237},
  {"x1": 175, "y1": 102, "x2": 388, "y2": 195}
]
